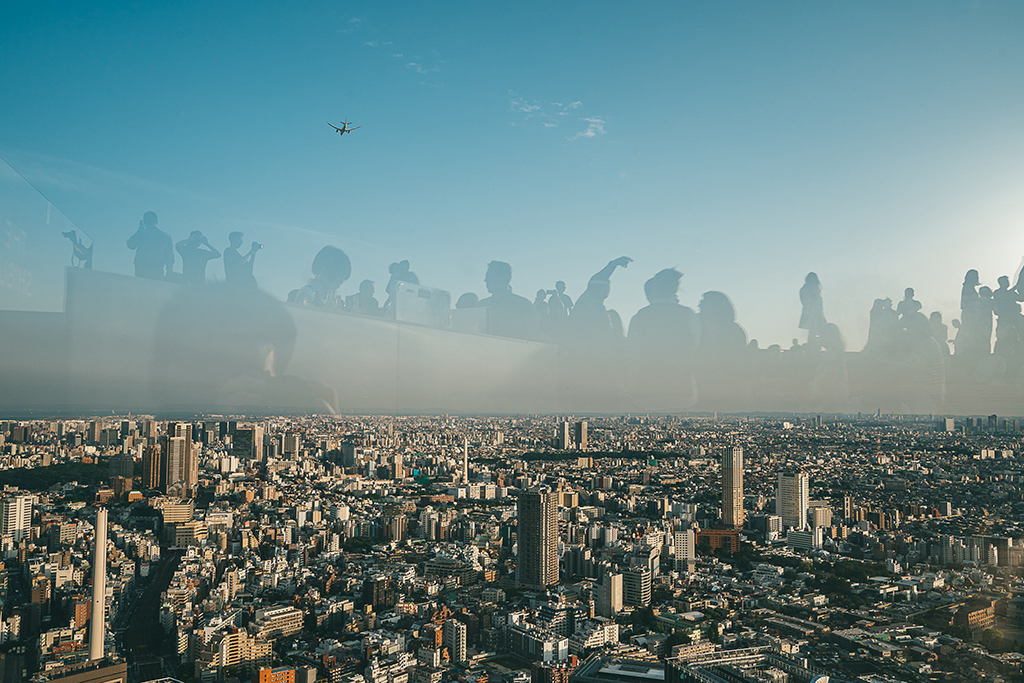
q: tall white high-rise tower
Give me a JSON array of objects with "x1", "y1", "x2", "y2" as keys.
[{"x1": 89, "y1": 507, "x2": 108, "y2": 661}]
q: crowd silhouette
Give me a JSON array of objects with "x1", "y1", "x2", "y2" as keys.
[{"x1": 124, "y1": 211, "x2": 1024, "y2": 413}]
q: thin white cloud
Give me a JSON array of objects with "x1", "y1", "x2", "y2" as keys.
[
  {"x1": 338, "y1": 17, "x2": 361, "y2": 34},
  {"x1": 511, "y1": 92, "x2": 593, "y2": 132},
  {"x1": 341, "y1": 22, "x2": 440, "y2": 76},
  {"x1": 571, "y1": 118, "x2": 607, "y2": 140},
  {"x1": 510, "y1": 93, "x2": 542, "y2": 116},
  {"x1": 407, "y1": 62, "x2": 438, "y2": 74}
]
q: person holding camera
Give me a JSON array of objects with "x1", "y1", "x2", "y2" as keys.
[
  {"x1": 127, "y1": 211, "x2": 174, "y2": 279},
  {"x1": 224, "y1": 231, "x2": 261, "y2": 288},
  {"x1": 177, "y1": 230, "x2": 221, "y2": 285}
]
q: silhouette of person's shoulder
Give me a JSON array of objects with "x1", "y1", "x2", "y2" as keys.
[{"x1": 628, "y1": 301, "x2": 699, "y2": 343}]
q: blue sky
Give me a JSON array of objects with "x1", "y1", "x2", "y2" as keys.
[{"x1": 3, "y1": 1, "x2": 1024, "y2": 347}]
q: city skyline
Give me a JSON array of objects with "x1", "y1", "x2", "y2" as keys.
[{"x1": 0, "y1": 411, "x2": 1023, "y2": 681}]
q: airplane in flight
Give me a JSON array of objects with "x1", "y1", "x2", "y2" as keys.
[{"x1": 328, "y1": 121, "x2": 361, "y2": 136}]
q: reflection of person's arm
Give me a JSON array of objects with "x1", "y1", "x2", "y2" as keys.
[
  {"x1": 127, "y1": 230, "x2": 140, "y2": 249},
  {"x1": 591, "y1": 256, "x2": 631, "y2": 282}
]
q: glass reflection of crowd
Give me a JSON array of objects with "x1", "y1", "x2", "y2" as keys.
[{"x1": 125, "y1": 210, "x2": 1024, "y2": 413}]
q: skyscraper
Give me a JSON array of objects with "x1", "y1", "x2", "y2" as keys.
[
  {"x1": 777, "y1": 471, "x2": 809, "y2": 530},
  {"x1": 141, "y1": 444, "x2": 162, "y2": 491},
  {"x1": 556, "y1": 422, "x2": 571, "y2": 450},
  {"x1": 517, "y1": 487, "x2": 559, "y2": 588},
  {"x1": 722, "y1": 446, "x2": 744, "y2": 529},
  {"x1": 87, "y1": 420, "x2": 103, "y2": 446},
  {"x1": 89, "y1": 508, "x2": 107, "y2": 661},
  {"x1": 232, "y1": 426, "x2": 264, "y2": 460},
  {"x1": 574, "y1": 421, "x2": 588, "y2": 451},
  {"x1": 164, "y1": 436, "x2": 187, "y2": 491},
  {"x1": 0, "y1": 494, "x2": 33, "y2": 542}
]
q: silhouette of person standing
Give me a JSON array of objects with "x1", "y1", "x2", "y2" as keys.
[
  {"x1": 896, "y1": 287, "x2": 922, "y2": 325},
  {"x1": 548, "y1": 281, "x2": 573, "y2": 319},
  {"x1": 127, "y1": 211, "x2": 173, "y2": 279},
  {"x1": 799, "y1": 272, "x2": 826, "y2": 345},
  {"x1": 956, "y1": 269, "x2": 983, "y2": 358},
  {"x1": 382, "y1": 260, "x2": 419, "y2": 317},
  {"x1": 176, "y1": 231, "x2": 221, "y2": 285},
  {"x1": 570, "y1": 257, "x2": 632, "y2": 341},
  {"x1": 626, "y1": 268, "x2": 700, "y2": 411},
  {"x1": 477, "y1": 261, "x2": 540, "y2": 341},
  {"x1": 224, "y1": 231, "x2": 261, "y2": 288},
  {"x1": 993, "y1": 275, "x2": 1022, "y2": 334}
]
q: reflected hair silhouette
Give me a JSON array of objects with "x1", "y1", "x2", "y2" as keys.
[
  {"x1": 289, "y1": 246, "x2": 351, "y2": 305},
  {"x1": 644, "y1": 269, "x2": 681, "y2": 303}
]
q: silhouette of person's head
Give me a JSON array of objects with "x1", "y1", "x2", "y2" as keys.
[
  {"x1": 643, "y1": 269, "x2": 681, "y2": 304},
  {"x1": 535, "y1": 289, "x2": 547, "y2": 304},
  {"x1": 485, "y1": 261, "x2": 513, "y2": 294},
  {"x1": 930, "y1": 311, "x2": 943, "y2": 324},
  {"x1": 310, "y1": 246, "x2": 352, "y2": 296},
  {"x1": 389, "y1": 260, "x2": 416, "y2": 281},
  {"x1": 359, "y1": 280, "x2": 375, "y2": 296},
  {"x1": 980, "y1": 286, "x2": 993, "y2": 299},
  {"x1": 904, "y1": 287, "x2": 915, "y2": 299},
  {"x1": 555, "y1": 281, "x2": 566, "y2": 294},
  {"x1": 698, "y1": 291, "x2": 736, "y2": 324},
  {"x1": 999, "y1": 275, "x2": 1010, "y2": 289},
  {"x1": 229, "y1": 231, "x2": 244, "y2": 248},
  {"x1": 186, "y1": 230, "x2": 203, "y2": 244},
  {"x1": 143, "y1": 211, "x2": 158, "y2": 228},
  {"x1": 456, "y1": 293, "x2": 479, "y2": 309},
  {"x1": 965, "y1": 269, "x2": 980, "y2": 287},
  {"x1": 805, "y1": 272, "x2": 820, "y2": 288}
]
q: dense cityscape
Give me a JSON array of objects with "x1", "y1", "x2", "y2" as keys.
[{"x1": 0, "y1": 413, "x2": 1022, "y2": 683}]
